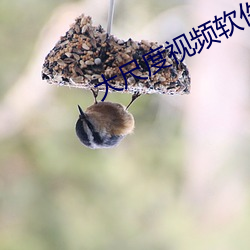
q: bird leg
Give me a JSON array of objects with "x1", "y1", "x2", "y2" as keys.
[
  {"x1": 126, "y1": 91, "x2": 141, "y2": 110},
  {"x1": 91, "y1": 88, "x2": 99, "y2": 104}
]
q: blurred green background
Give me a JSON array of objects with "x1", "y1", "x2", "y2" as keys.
[{"x1": 1, "y1": 0, "x2": 250, "y2": 250}]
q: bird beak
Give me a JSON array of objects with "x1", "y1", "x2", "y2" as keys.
[{"x1": 77, "y1": 105, "x2": 86, "y2": 119}]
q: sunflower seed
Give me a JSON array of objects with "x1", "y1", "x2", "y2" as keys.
[{"x1": 85, "y1": 60, "x2": 94, "y2": 65}]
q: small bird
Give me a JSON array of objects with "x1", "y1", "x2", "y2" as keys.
[{"x1": 75, "y1": 90, "x2": 140, "y2": 149}]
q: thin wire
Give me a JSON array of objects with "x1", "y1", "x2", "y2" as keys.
[{"x1": 107, "y1": 0, "x2": 115, "y2": 35}]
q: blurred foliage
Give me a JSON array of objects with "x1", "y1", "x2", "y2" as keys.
[
  {"x1": 1, "y1": 1, "x2": 250, "y2": 250},
  {"x1": 0, "y1": 0, "x2": 71, "y2": 98}
]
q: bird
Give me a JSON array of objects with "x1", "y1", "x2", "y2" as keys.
[{"x1": 75, "y1": 90, "x2": 140, "y2": 149}]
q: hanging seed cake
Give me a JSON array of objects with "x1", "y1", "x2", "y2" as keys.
[{"x1": 42, "y1": 14, "x2": 190, "y2": 95}]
